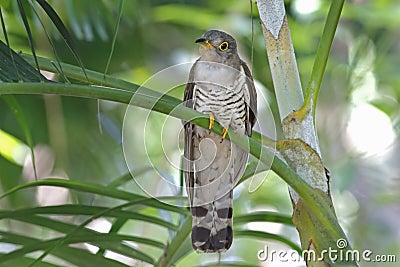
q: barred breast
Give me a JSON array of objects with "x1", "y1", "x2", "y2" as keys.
[{"x1": 193, "y1": 61, "x2": 248, "y2": 136}]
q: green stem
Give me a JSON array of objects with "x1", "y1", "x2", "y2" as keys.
[
  {"x1": 156, "y1": 217, "x2": 192, "y2": 267},
  {"x1": 22, "y1": 54, "x2": 140, "y2": 90},
  {"x1": 304, "y1": 0, "x2": 345, "y2": 115}
]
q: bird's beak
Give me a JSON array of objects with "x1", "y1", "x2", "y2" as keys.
[{"x1": 195, "y1": 38, "x2": 215, "y2": 49}]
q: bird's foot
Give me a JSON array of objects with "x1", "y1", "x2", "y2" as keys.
[
  {"x1": 208, "y1": 114, "x2": 215, "y2": 129},
  {"x1": 207, "y1": 114, "x2": 228, "y2": 142},
  {"x1": 220, "y1": 128, "x2": 228, "y2": 143}
]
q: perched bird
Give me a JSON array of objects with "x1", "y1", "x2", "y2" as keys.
[{"x1": 183, "y1": 30, "x2": 257, "y2": 252}]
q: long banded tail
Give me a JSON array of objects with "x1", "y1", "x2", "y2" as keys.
[{"x1": 191, "y1": 192, "x2": 233, "y2": 252}]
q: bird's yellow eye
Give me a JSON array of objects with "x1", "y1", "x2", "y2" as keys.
[{"x1": 219, "y1": 41, "x2": 229, "y2": 51}]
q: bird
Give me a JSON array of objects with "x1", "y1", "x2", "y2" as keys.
[{"x1": 183, "y1": 30, "x2": 257, "y2": 253}]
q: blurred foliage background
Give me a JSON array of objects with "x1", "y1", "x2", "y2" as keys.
[{"x1": 0, "y1": 0, "x2": 399, "y2": 266}]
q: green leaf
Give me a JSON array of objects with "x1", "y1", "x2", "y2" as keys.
[
  {"x1": 0, "y1": 178, "x2": 187, "y2": 214},
  {"x1": 0, "y1": 253, "x2": 60, "y2": 267},
  {"x1": 104, "y1": 0, "x2": 124, "y2": 76},
  {"x1": 0, "y1": 204, "x2": 179, "y2": 231},
  {"x1": 16, "y1": 0, "x2": 42, "y2": 80},
  {"x1": 0, "y1": 128, "x2": 28, "y2": 165},
  {"x1": 0, "y1": 232, "x2": 130, "y2": 267},
  {"x1": 34, "y1": 0, "x2": 89, "y2": 81},
  {"x1": 107, "y1": 168, "x2": 153, "y2": 188},
  {"x1": 0, "y1": 40, "x2": 45, "y2": 82},
  {"x1": 156, "y1": 216, "x2": 192, "y2": 267},
  {"x1": 26, "y1": 0, "x2": 69, "y2": 83},
  {"x1": 0, "y1": 215, "x2": 159, "y2": 264},
  {"x1": 1, "y1": 96, "x2": 37, "y2": 178},
  {"x1": 235, "y1": 211, "x2": 293, "y2": 226}
]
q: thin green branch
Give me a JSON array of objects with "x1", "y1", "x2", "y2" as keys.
[
  {"x1": 156, "y1": 216, "x2": 192, "y2": 267},
  {"x1": 0, "y1": 231, "x2": 129, "y2": 267},
  {"x1": 34, "y1": 0, "x2": 89, "y2": 81},
  {"x1": 23, "y1": 54, "x2": 140, "y2": 91},
  {"x1": 235, "y1": 211, "x2": 292, "y2": 226},
  {"x1": 0, "y1": 204, "x2": 178, "y2": 231},
  {"x1": 0, "y1": 178, "x2": 186, "y2": 214},
  {"x1": 1, "y1": 96, "x2": 38, "y2": 179},
  {"x1": 305, "y1": 0, "x2": 345, "y2": 115},
  {"x1": 104, "y1": 0, "x2": 124, "y2": 76},
  {"x1": 16, "y1": 0, "x2": 42, "y2": 80},
  {"x1": 27, "y1": 0, "x2": 69, "y2": 83}
]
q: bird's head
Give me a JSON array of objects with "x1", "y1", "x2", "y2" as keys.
[{"x1": 195, "y1": 30, "x2": 239, "y2": 65}]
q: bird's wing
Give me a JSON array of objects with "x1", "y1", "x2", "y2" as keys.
[
  {"x1": 183, "y1": 61, "x2": 197, "y2": 206},
  {"x1": 241, "y1": 61, "x2": 257, "y2": 137}
]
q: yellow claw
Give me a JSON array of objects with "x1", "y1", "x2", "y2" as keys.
[
  {"x1": 208, "y1": 114, "x2": 215, "y2": 129},
  {"x1": 221, "y1": 128, "x2": 228, "y2": 139}
]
